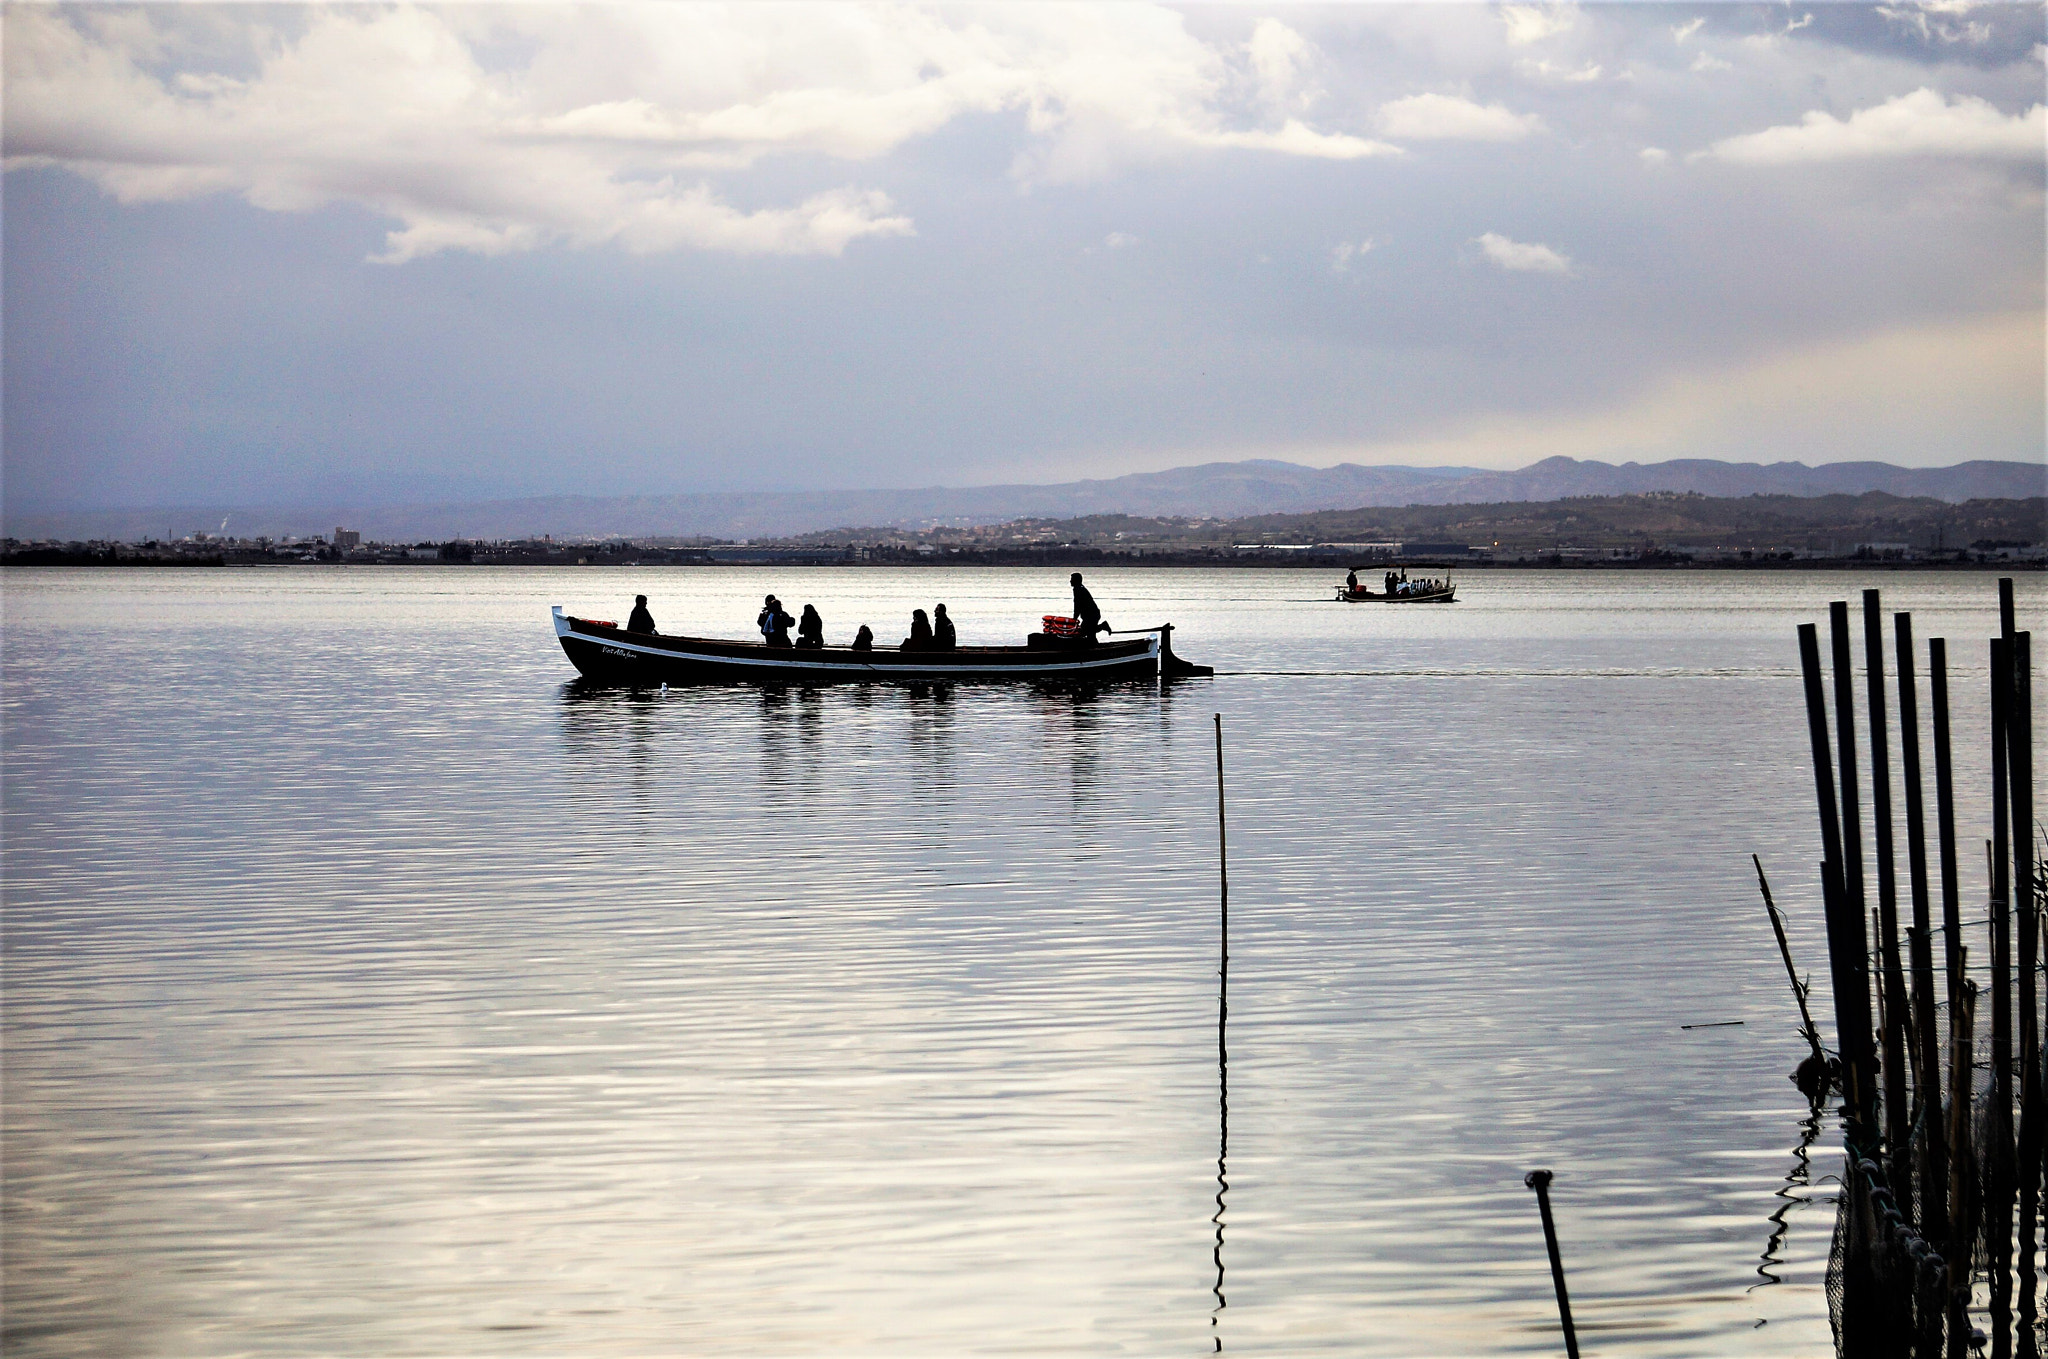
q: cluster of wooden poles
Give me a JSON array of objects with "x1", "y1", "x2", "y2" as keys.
[{"x1": 1787, "y1": 580, "x2": 2038, "y2": 1357}]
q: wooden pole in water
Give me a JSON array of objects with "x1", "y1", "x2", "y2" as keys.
[
  {"x1": 1991, "y1": 637, "x2": 2016, "y2": 1359},
  {"x1": 1866, "y1": 591, "x2": 1914, "y2": 1215},
  {"x1": 1933, "y1": 639, "x2": 1965, "y2": 1020},
  {"x1": 1829, "y1": 602, "x2": 1881, "y2": 1141},
  {"x1": 1898, "y1": 612, "x2": 1949, "y2": 1249},
  {"x1": 1952, "y1": 973, "x2": 1980, "y2": 1359},
  {"x1": 1800, "y1": 622, "x2": 1876, "y2": 1136},
  {"x1": 1214, "y1": 714, "x2": 1228, "y2": 987},
  {"x1": 1831, "y1": 604, "x2": 1870, "y2": 947},
  {"x1": 2007, "y1": 629, "x2": 2038, "y2": 1357},
  {"x1": 2007, "y1": 630, "x2": 2037, "y2": 1101},
  {"x1": 1524, "y1": 1169, "x2": 1581, "y2": 1359}
]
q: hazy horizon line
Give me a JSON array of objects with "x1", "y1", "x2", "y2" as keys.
[{"x1": 9, "y1": 453, "x2": 2041, "y2": 518}]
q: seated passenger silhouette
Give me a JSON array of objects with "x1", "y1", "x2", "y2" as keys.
[
  {"x1": 901, "y1": 609, "x2": 934, "y2": 650},
  {"x1": 796, "y1": 604, "x2": 824, "y2": 649}
]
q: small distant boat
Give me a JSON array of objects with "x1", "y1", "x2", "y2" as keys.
[
  {"x1": 1335, "y1": 575, "x2": 1457, "y2": 604},
  {"x1": 552, "y1": 606, "x2": 1212, "y2": 684}
]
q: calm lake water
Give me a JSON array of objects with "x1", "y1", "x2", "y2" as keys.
[{"x1": 2, "y1": 566, "x2": 2036, "y2": 1357}]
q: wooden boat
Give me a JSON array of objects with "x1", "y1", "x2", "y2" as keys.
[
  {"x1": 553, "y1": 606, "x2": 1211, "y2": 684},
  {"x1": 1336, "y1": 576, "x2": 1457, "y2": 604}
]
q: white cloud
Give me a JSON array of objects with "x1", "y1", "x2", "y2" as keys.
[
  {"x1": 1784, "y1": 13, "x2": 1815, "y2": 34},
  {"x1": 1671, "y1": 18, "x2": 1706, "y2": 43},
  {"x1": 1475, "y1": 232, "x2": 1571, "y2": 273},
  {"x1": 1516, "y1": 58, "x2": 1602, "y2": 83},
  {"x1": 1878, "y1": 2, "x2": 1993, "y2": 45},
  {"x1": 1691, "y1": 51, "x2": 1733, "y2": 73},
  {"x1": 3, "y1": 4, "x2": 1397, "y2": 261},
  {"x1": 1247, "y1": 18, "x2": 1313, "y2": 108},
  {"x1": 1104, "y1": 231, "x2": 1138, "y2": 249},
  {"x1": 1378, "y1": 92, "x2": 1543, "y2": 141},
  {"x1": 1197, "y1": 120, "x2": 1399, "y2": 160},
  {"x1": 376, "y1": 185, "x2": 914, "y2": 264},
  {"x1": 1640, "y1": 146, "x2": 1671, "y2": 165},
  {"x1": 1331, "y1": 238, "x2": 1375, "y2": 271},
  {"x1": 1703, "y1": 88, "x2": 2048, "y2": 164},
  {"x1": 1498, "y1": 5, "x2": 1576, "y2": 47}
]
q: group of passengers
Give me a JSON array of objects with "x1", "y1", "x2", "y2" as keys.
[
  {"x1": 628, "y1": 592, "x2": 959, "y2": 650},
  {"x1": 621, "y1": 573, "x2": 1112, "y2": 651},
  {"x1": 749, "y1": 595, "x2": 958, "y2": 649},
  {"x1": 1382, "y1": 569, "x2": 1446, "y2": 597}
]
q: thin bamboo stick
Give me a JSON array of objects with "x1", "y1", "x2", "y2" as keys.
[{"x1": 1755, "y1": 855, "x2": 1827, "y2": 1076}]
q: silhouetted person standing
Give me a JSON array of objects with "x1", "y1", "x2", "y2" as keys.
[
  {"x1": 796, "y1": 604, "x2": 824, "y2": 648},
  {"x1": 758, "y1": 595, "x2": 794, "y2": 647},
  {"x1": 932, "y1": 603, "x2": 957, "y2": 650},
  {"x1": 1070, "y1": 573, "x2": 1108, "y2": 641},
  {"x1": 627, "y1": 594, "x2": 656, "y2": 633}
]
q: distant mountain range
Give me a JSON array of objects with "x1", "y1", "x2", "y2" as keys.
[{"x1": 10, "y1": 457, "x2": 2042, "y2": 544}]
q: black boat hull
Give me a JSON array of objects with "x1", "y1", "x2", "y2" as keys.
[{"x1": 553, "y1": 607, "x2": 1172, "y2": 685}]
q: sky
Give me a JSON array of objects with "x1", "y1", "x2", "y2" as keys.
[{"x1": 3, "y1": 2, "x2": 2044, "y2": 512}]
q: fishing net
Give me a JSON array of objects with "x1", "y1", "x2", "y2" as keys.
[{"x1": 1828, "y1": 1150, "x2": 1957, "y2": 1358}]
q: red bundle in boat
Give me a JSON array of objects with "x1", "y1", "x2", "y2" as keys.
[{"x1": 1041, "y1": 615, "x2": 1081, "y2": 637}]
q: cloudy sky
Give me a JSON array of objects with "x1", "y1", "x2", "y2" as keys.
[{"x1": 4, "y1": 2, "x2": 2043, "y2": 511}]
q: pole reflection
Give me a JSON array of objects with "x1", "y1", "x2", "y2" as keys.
[
  {"x1": 1752, "y1": 1094, "x2": 1828, "y2": 1293},
  {"x1": 1212, "y1": 921, "x2": 1229, "y2": 1351}
]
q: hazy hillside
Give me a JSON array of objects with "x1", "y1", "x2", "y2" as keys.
[
  {"x1": 8, "y1": 457, "x2": 2041, "y2": 543},
  {"x1": 947, "y1": 492, "x2": 2047, "y2": 554}
]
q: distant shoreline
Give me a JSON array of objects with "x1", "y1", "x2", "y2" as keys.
[{"x1": 3, "y1": 554, "x2": 2038, "y2": 572}]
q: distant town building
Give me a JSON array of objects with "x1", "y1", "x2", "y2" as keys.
[{"x1": 333, "y1": 527, "x2": 361, "y2": 550}]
